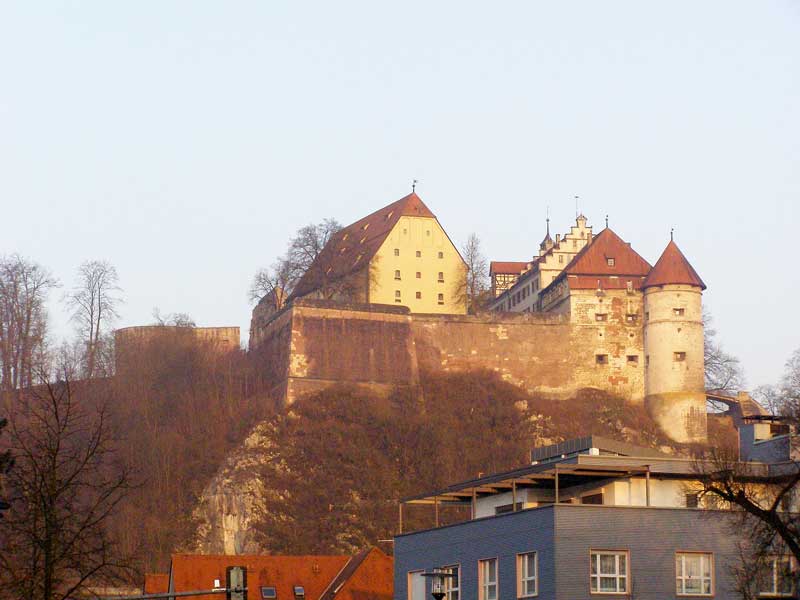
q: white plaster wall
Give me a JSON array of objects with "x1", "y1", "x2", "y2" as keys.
[{"x1": 643, "y1": 285, "x2": 704, "y2": 396}]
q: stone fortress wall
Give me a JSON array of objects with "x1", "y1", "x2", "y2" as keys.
[{"x1": 251, "y1": 298, "x2": 647, "y2": 408}]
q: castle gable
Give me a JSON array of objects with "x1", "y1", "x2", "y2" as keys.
[
  {"x1": 290, "y1": 192, "x2": 435, "y2": 300},
  {"x1": 563, "y1": 227, "x2": 652, "y2": 277}
]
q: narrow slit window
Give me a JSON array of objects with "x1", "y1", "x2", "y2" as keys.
[
  {"x1": 416, "y1": 250, "x2": 422, "y2": 257},
  {"x1": 596, "y1": 354, "x2": 609, "y2": 365},
  {"x1": 416, "y1": 291, "x2": 422, "y2": 299},
  {"x1": 395, "y1": 270, "x2": 401, "y2": 280},
  {"x1": 438, "y1": 251, "x2": 444, "y2": 259},
  {"x1": 674, "y1": 351, "x2": 687, "y2": 362},
  {"x1": 394, "y1": 248, "x2": 400, "y2": 256},
  {"x1": 438, "y1": 272, "x2": 444, "y2": 282},
  {"x1": 627, "y1": 355, "x2": 639, "y2": 364},
  {"x1": 674, "y1": 307, "x2": 685, "y2": 316},
  {"x1": 416, "y1": 272, "x2": 421, "y2": 279},
  {"x1": 438, "y1": 293, "x2": 444, "y2": 305}
]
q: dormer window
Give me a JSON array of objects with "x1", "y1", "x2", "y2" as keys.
[
  {"x1": 261, "y1": 588, "x2": 277, "y2": 600},
  {"x1": 342, "y1": 233, "x2": 349, "y2": 241},
  {"x1": 607, "y1": 257, "x2": 616, "y2": 267},
  {"x1": 293, "y1": 587, "x2": 305, "y2": 600},
  {"x1": 362, "y1": 222, "x2": 369, "y2": 231},
  {"x1": 386, "y1": 211, "x2": 394, "y2": 220}
]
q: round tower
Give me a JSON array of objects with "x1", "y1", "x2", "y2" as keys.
[{"x1": 642, "y1": 240, "x2": 707, "y2": 443}]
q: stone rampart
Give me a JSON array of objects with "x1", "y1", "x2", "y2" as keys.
[{"x1": 256, "y1": 299, "x2": 647, "y2": 405}]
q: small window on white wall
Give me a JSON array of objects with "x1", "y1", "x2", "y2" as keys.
[
  {"x1": 517, "y1": 552, "x2": 538, "y2": 597},
  {"x1": 478, "y1": 558, "x2": 498, "y2": 600}
]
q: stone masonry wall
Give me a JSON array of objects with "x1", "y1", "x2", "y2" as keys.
[{"x1": 258, "y1": 298, "x2": 647, "y2": 405}]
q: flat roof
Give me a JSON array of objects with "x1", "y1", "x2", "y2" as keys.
[{"x1": 401, "y1": 451, "x2": 783, "y2": 506}]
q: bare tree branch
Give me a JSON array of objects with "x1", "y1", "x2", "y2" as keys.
[{"x1": 66, "y1": 260, "x2": 122, "y2": 380}]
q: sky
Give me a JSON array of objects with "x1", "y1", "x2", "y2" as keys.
[{"x1": 1, "y1": 1, "x2": 798, "y2": 388}]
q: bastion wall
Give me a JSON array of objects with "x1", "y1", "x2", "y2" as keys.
[{"x1": 253, "y1": 298, "x2": 647, "y2": 406}]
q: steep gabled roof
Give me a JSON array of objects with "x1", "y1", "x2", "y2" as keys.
[
  {"x1": 489, "y1": 261, "x2": 529, "y2": 275},
  {"x1": 289, "y1": 193, "x2": 436, "y2": 300},
  {"x1": 563, "y1": 228, "x2": 652, "y2": 277},
  {"x1": 643, "y1": 240, "x2": 706, "y2": 290}
]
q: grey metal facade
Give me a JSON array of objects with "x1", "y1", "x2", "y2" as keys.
[{"x1": 394, "y1": 504, "x2": 740, "y2": 600}]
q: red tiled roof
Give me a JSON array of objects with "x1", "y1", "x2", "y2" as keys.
[
  {"x1": 643, "y1": 240, "x2": 706, "y2": 290},
  {"x1": 564, "y1": 228, "x2": 651, "y2": 277},
  {"x1": 289, "y1": 193, "x2": 436, "y2": 300},
  {"x1": 489, "y1": 261, "x2": 528, "y2": 275},
  {"x1": 166, "y1": 549, "x2": 393, "y2": 600},
  {"x1": 170, "y1": 554, "x2": 349, "y2": 600},
  {"x1": 144, "y1": 573, "x2": 169, "y2": 594},
  {"x1": 320, "y1": 548, "x2": 393, "y2": 600}
]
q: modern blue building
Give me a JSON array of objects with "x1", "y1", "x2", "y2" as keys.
[{"x1": 394, "y1": 437, "x2": 794, "y2": 600}]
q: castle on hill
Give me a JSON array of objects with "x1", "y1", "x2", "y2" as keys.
[{"x1": 250, "y1": 192, "x2": 713, "y2": 444}]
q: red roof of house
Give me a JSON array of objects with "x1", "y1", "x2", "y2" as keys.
[
  {"x1": 144, "y1": 573, "x2": 169, "y2": 594},
  {"x1": 489, "y1": 261, "x2": 528, "y2": 275},
  {"x1": 165, "y1": 548, "x2": 392, "y2": 600},
  {"x1": 564, "y1": 228, "x2": 652, "y2": 277},
  {"x1": 642, "y1": 240, "x2": 706, "y2": 290},
  {"x1": 289, "y1": 193, "x2": 437, "y2": 300}
]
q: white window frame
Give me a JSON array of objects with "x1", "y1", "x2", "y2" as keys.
[
  {"x1": 517, "y1": 552, "x2": 538, "y2": 597},
  {"x1": 759, "y1": 556, "x2": 795, "y2": 597},
  {"x1": 676, "y1": 552, "x2": 714, "y2": 597},
  {"x1": 407, "y1": 570, "x2": 425, "y2": 600},
  {"x1": 443, "y1": 564, "x2": 460, "y2": 600},
  {"x1": 478, "y1": 557, "x2": 498, "y2": 600},
  {"x1": 590, "y1": 550, "x2": 628, "y2": 595}
]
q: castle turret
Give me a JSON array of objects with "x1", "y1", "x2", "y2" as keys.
[
  {"x1": 642, "y1": 239, "x2": 707, "y2": 443},
  {"x1": 538, "y1": 218, "x2": 554, "y2": 256}
]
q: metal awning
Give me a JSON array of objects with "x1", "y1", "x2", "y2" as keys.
[{"x1": 402, "y1": 461, "x2": 651, "y2": 506}]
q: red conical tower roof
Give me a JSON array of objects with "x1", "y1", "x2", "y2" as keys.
[{"x1": 643, "y1": 240, "x2": 706, "y2": 290}]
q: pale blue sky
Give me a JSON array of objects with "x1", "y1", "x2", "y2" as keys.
[{"x1": 1, "y1": 1, "x2": 798, "y2": 387}]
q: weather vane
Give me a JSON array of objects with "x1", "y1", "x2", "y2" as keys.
[
  {"x1": 412, "y1": 179, "x2": 418, "y2": 193},
  {"x1": 671, "y1": 227, "x2": 674, "y2": 241},
  {"x1": 605, "y1": 214, "x2": 609, "y2": 228}
]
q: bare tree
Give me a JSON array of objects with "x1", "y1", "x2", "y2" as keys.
[
  {"x1": 0, "y1": 255, "x2": 57, "y2": 396},
  {"x1": 248, "y1": 258, "x2": 293, "y2": 310},
  {"x1": 285, "y1": 218, "x2": 342, "y2": 284},
  {"x1": 151, "y1": 308, "x2": 196, "y2": 328},
  {"x1": 458, "y1": 233, "x2": 489, "y2": 313},
  {"x1": 249, "y1": 219, "x2": 342, "y2": 305},
  {"x1": 694, "y1": 348, "x2": 800, "y2": 595},
  {"x1": 0, "y1": 375, "x2": 135, "y2": 600},
  {"x1": 66, "y1": 260, "x2": 122, "y2": 379},
  {"x1": 703, "y1": 308, "x2": 744, "y2": 394}
]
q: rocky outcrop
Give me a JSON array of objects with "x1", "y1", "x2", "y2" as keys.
[{"x1": 189, "y1": 421, "x2": 274, "y2": 554}]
